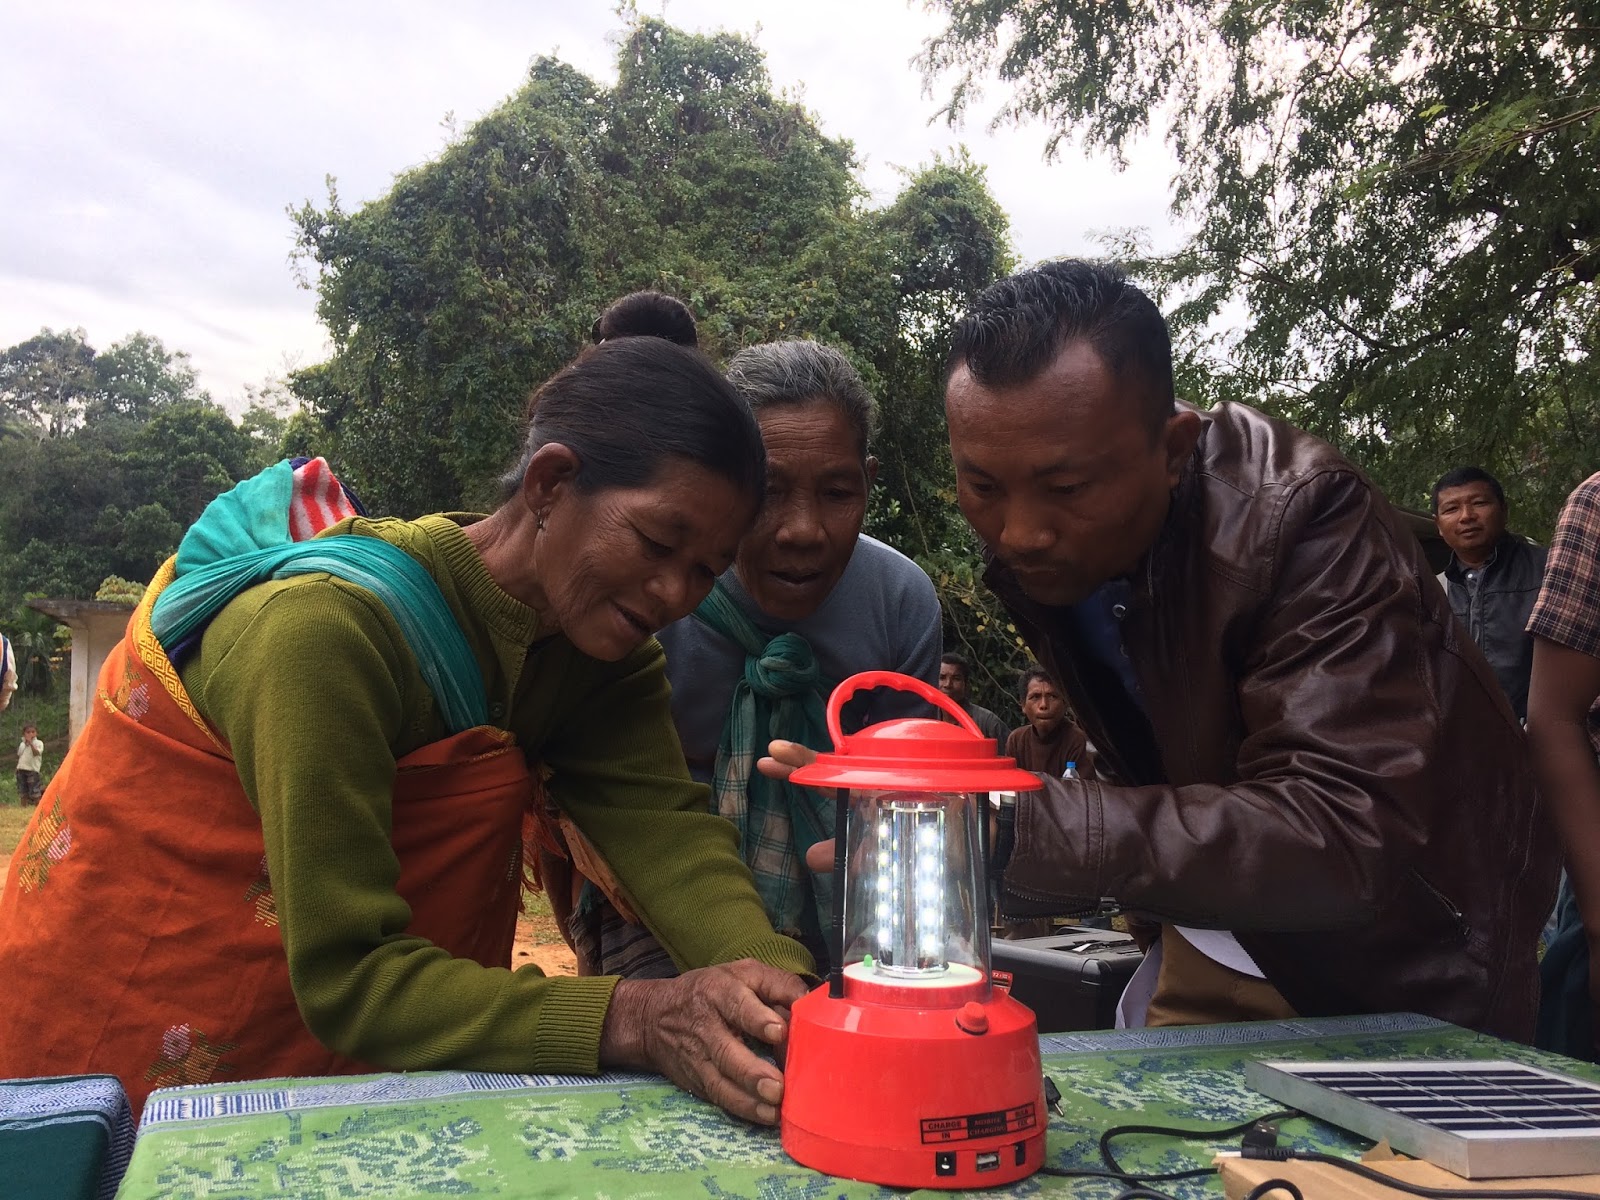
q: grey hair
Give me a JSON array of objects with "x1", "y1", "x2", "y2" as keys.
[{"x1": 724, "y1": 341, "x2": 877, "y2": 460}]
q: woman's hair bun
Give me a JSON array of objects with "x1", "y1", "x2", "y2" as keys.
[{"x1": 591, "y1": 291, "x2": 698, "y2": 348}]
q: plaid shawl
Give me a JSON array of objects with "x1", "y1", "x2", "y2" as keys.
[{"x1": 692, "y1": 582, "x2": 835, "y2": 937}]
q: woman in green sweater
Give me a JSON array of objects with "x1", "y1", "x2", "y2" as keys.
[{"x1": 0, "y1": 315, "x2": 813, "y2": 1123}]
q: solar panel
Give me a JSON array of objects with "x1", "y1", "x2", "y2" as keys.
[{"x1": 1243, "y1": 1059, "x2": 1600, "y2": 1179}]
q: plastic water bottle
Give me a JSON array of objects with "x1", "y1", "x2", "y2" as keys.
[{"x1": 1062, "y1": 761, "x2": 1079, "y2": 780}]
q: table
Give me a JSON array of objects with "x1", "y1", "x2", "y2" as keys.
[
  {"x1": 0, "y1": 1074, "x2": 134, "y2": 1200},
  {"x1": 115, "y1": 1014, "x2": 1600, "y2": 1199}
]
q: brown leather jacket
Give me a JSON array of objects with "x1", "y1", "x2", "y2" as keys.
[{"x1": 989, "y1": 401, "x2": 1559, "y2": 1040}]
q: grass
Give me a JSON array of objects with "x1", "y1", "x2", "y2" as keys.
[{"x1": 0, "y1": 804, "x2": 32, "y2": 860}]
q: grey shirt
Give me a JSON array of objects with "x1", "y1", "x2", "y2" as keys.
[
  {"x1": 961, "y1": 702, "x2": 1012, "y2": 746},
  {"x1": 657, "y1": 534, "x2": 943, "y2": 782}
]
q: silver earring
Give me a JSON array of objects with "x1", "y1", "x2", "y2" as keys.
[{"x1": 536, "y1": 510, "x2": 546, "y2": 531}]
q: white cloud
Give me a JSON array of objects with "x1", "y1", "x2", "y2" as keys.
[{"x1": 0, "y1": 0, "x2": 1181, "y2": 409}]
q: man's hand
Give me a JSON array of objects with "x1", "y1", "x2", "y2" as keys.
[
  {"x1": 757, "y1": 739, "x2": 817, "y2": 782},
  {"x1": 759, "y1": 741, "x2": 834, "y2": 873},
  {"x1": 600, "y1": 960, "x2": 809, "y2": 1125}
]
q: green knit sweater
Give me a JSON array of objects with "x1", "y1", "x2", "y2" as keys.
[{"x1": 176, "y1": 513, "x2": 814, "y2": 1076}]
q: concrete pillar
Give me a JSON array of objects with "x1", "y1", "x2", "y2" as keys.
[{"x1": 26, "y1": 600, "x2": 138, "y2": 746}]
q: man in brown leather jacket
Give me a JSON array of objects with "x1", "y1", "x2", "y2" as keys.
[{"x1": 946, "y1": 259, "x2": 1558, "y2": 1040}]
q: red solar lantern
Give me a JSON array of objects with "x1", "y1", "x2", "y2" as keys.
[{"x1": 781, "y1": 671, "x2": 1048, "y2": 1189}]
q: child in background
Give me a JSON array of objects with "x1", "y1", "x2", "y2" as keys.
[{"x1": 15, "y1": 723, "x2": 44, "y2": 806}]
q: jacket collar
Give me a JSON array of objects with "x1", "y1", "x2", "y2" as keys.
[{"x1": 1444, "y1": 532, "x2": 1516, "y2": 582}]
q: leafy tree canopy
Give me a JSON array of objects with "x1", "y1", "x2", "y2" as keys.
[
  {"x1": 1, "y1": 328, "x2": 213, "y2": 439},
  {"x1": 924, "y1": 0, "x2": 1600, "y2": 535},
  {"x1": 289, "y1": 17, "x2": 1030, "y2": 709},
  {"x1": 0, "y1": 329, "x2": 280, "y2": 613}
]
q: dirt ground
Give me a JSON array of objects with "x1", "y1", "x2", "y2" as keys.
[
  {"x1": 513, "y1": 894, "x2": 578, "y2": 975},
  {"x1": 0, "y1": 844, "x2": 578, "y2": 976}
]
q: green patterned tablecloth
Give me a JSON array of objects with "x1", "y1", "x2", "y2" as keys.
[{"x1": 115, "y1": 1014, "x2": 1600, "y2": 1199}]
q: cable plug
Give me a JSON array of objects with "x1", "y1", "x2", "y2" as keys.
[
  {"x1": 1241, "y1": 1121, "x2": 1291, "y2": 1160},
  {"x1": 1043, "y1": 1075, "x2": 1064, "y2": 1116}
]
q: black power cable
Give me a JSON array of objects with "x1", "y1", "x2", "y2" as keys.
[
  {"x1": 1035, "y1": 1078, "x2": 1600, "y2": 1199},
  {"x1": 1244, "y1": 1182, "x2": 1304, "y2": 1200},
  {"x1": 1099, "y1": 1107, "x2": 1303, "y2": 1182}
]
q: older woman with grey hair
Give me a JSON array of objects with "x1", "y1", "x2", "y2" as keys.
[{"x1": 579, "y1": 339, "x2": 942, "y2": 976}]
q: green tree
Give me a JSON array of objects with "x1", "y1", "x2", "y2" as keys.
[
  {"x1": 862, "y1": 156, "x2": 1029, "y2": 708},
  {"x1": 0, "y1": 331, "x2": 263, "y2": 613},
  {"x1": 1, "y1": 328, "x2": 212, "y2": 440},
  {"x1": 288, "y1": 17, "x2": 1026, "y2": 708},
  {"x1": 0, "y1": 328, "x2": 96, "y2": 440},
  {"x1": 924, "y1": 0, "x2": 1600, "y2": 535},
  {"x1": 87, "y1": 332, "x2": 210, "y2": 422}
]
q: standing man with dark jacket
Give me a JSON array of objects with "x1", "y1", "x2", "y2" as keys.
[
  {"x1": 1433, "y1": 466, "x2": 1547, "y2": 721},
  {"x1": 937, "y1": 260, "x2": 1556, "y2": 1040}
]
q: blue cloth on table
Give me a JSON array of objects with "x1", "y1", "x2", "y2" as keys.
[{"x1": 0, "y1": 1075, "x2": 133, "y2": 1200}]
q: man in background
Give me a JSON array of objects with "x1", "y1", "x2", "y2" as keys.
[
  {"x1": 1004, "y1": 665, "x2": 1094, "y2": 779},
  {"x1": 1434, "y1": 466, "x2": 1547, "y2": 720},
  {"x1": 937, "y1": 651, "x2": 1010, "y2": 744}
]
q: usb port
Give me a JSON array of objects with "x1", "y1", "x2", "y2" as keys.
[{"x1": 975, "y1": 1151, "x2": 1001, "y2": 1172}]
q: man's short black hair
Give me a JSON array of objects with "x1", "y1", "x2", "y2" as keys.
[
  {"x1": 940, "y1": 652, "x2": 970, "y2": 679},
  {"x1": 1017, "y1": 664, "x2": 1058, "y2": 702},
  {"x1": 947, "y1": 259, "x2": 1176, "y2": 439},
  {"x1": 1431, "y1": 466, "x2": 1507, "y2": 514}
]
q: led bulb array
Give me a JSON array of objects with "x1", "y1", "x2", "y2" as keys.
[{"x1": 873, "y1": 804, "x2": 947, "y2": 975}]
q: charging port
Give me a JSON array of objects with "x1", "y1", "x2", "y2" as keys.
[{"x1": 975, "y1": 1151, "x2": 1001, "y2": 1172}]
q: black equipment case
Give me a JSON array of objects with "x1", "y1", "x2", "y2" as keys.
[{"x1": 990, "y1": 928, "x2": 1146, "y2": 1033}]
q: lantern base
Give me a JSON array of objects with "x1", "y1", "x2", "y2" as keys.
[{"x1": 780, "y1": 977, "x2": 1046, "y2": 1189}]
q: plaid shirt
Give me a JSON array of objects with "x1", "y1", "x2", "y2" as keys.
[{"x1": 1527, "y1": 470, "x2": 1600, "y2": 752}]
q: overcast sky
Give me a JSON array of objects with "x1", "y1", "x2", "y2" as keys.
[{"x1": 1, "y1": 1, "x2": 1180, "y2": 409}]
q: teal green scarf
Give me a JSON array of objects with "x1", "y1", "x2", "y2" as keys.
[
  {"x1": 693, "y1": 580, "x2": 835, "y2": 936},
  {"x1": 149, "y1": 461, "x2": 486, "y2": 734}
]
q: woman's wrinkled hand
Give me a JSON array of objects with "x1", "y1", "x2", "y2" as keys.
[{"x1": 601, "y1": 960, "x2": 809, "y2": 1125}]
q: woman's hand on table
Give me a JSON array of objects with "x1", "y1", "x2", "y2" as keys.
[{"x1": 602, "y1": 960, "x2": 809, "y2": 1125}]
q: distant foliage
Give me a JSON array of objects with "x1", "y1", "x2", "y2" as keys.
[
  {"x1": 0, "y1": 329, "x2": 280, "y2": 616},
  {"x1": 94, "y1": 576, "x2": 147, "y2": 605}
]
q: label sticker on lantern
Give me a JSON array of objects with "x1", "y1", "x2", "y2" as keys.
[{"x1": 918, "y1": 1102, "x2": 1038, "y2": 1144}]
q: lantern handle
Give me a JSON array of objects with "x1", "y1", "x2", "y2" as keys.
[{"x1": 825, "y1": 669, "x2": 984, "y2": 748}]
